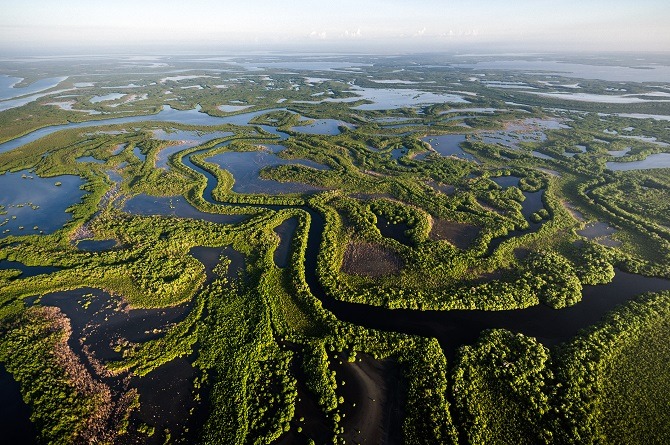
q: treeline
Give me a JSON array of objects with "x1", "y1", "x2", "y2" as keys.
[{"x1": 450, "y1": 291, "x2": 670, "y2": 444}]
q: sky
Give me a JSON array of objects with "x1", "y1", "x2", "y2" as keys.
[{"x1": 1, "y1": 0, "x2": 669, "y2": 54}]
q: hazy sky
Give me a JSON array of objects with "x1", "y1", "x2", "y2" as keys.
[{"x1": 2, "y1": 0, "x2": 669, "y2": 53}]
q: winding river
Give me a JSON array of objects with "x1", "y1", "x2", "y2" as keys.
[
  {"x1": 181, "y1": 147, "x2": 670, "y2": 360},
  {"x1": 2, "y1": 105, "x2": 670, "y2": 441},
  {"x1": 1, "y1": 103, "x2": 667, "y2": 343}
]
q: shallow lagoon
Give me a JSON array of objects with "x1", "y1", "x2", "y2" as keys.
[
  {"x1": 421, "y1": 135, "x2": 477, "y2": 162},
  {"x1": 526, "y1": 91, "x2": 668, "y2": 104},
  {"x1": 0, "y1": 105, "x2": 289, "y2": 155},
  {"x1": 291, "y1": 118, "x2": 355, "y2": 135},
  {"x1": 0, "y1": 74, "x2": 67, "y2": 101},
  {"x1": 218, "y1": 104, "x2": 252, "y2": 112},
  {"x1": 76, "y1": 239, "x2": 118, "y2": 251},
  {"x1": 606, "y1": 153, "x2": 670, "y2": 171},
  {"x1": 492, "y1": 175, "x2": 521, "y2": 188},
  {"x1": 330, "y1": 86, "x2": 469, "y2": 110},
  {"x1": 39, "y1": 286, "x2": 197, "y2": 440},
  {"x1": 452, "y1": 59, "x2": 670, "y2": 82},
  {"x1": 0, "y1": 171, "x2": 87, "y2": 238},
  {"x1": 0, "y1": 259, "x2": 60, "y2": 278},
  {"x1": 152, "y1": 129, "x2": 233, "y2": 168},
  {"x1": 206, "y1": 150, "x2": 327, "y2": 194},
  {"x1": 124, "y1": 194, "x2": 248, "y2": 224}
]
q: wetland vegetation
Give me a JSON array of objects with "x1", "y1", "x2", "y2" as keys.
[{"x1": 0, "y1": 52, "x2": 669, "y2": 444}]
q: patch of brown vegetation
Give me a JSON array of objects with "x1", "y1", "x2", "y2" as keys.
[
  {"x1": 70, "y1": 183, "x2": 119, "y2": 243},
  {"x1": 38, "y1": 307, "x2": 138, "y2": 443},
  {"x1": 342, "y1": 242, "x2": 403, "y2": 277},
  {"x1": 426, "y1": 180, "x2": 455, "y2": 195},
  {"x1": 430, "y1": 219, "x2": 481, "y2": 249},
  {"x1": 363, "y1": 169, "x2": 385, "y2": 177},
  {"x1": 563, "y1": 200, "x2": 585, "y2": 222},
  {"x1": 37, "y1": 307, "x2": 116, "y2": 443},
  {"x1": 477, "y1": 199, "x2": 505, "y2": 215},
  {"x1": 349, "y1": 192, "x2": 394, "y2": 200}
]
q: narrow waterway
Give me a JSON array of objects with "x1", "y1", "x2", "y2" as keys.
[{"x1": 184, "y1": 148, "x2": 670, "y2": 361}]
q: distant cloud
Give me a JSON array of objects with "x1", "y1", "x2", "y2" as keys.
[
  {"x1": 308, "y1": 30, "x2": 327, "y2": 40},
  {"x1": 439, "y1": 29, "x2": 480, "y2": 39},
  {"x1": 343, "y1": 28, "x2": 362, "y2": 39},
  {"x1": 0, "y1": 0, "x2": 667, "y2": 53}
]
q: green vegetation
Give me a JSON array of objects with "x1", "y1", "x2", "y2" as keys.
[
  {"x1": 554, "y1": 292, "x2": 670, "y2": 445},
  {"x1": 453, "y1": 330, "x2": 552, "y2": 445},
  {"x1": 0, "y1": 307, "x2": 119, "y2": 444},
  {"x1": 0, "y1": 54, "x2": 669, "y2": 444}
]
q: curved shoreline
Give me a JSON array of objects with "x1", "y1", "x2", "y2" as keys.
[{"x1": 182, "y1": 148, "x2": 670, "y2": 360}]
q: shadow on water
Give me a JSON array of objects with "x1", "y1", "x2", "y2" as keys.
[
  {"x1": 75, "y1": 239, "x2": 118, "y2": 252},
  {"x1": 0, "y1": 260, "x2": 60, "y2": 278},
  {"x1": 273, "y1": 217, "x2": 298, "y2": 268},
  {"x1": 375, "y1": 215, "x2": 413, "y2": 245},
  {"x1": 0, "y1": 365, "x2": 37, "y2": 445}
]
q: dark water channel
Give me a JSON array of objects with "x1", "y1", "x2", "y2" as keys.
[
  {"x1": 186, "y1": 153, "x2": 670, "y2": 362},
  {"x1": 4, "y1": 101, "x2": 670, "y2": 442},
  {"x1": 305, "y1": 210, "x2": 670, "y2": 360}
]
